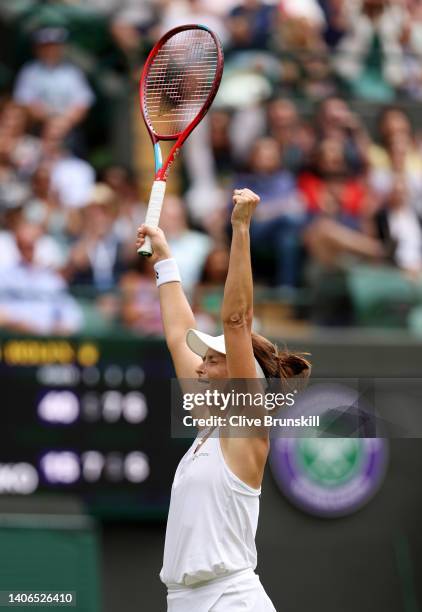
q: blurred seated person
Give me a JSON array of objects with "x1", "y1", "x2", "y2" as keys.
[
  {"x1": 227, "y1": 0, "x2": 277, "y2": 52},
  {"x1": 0, "y1": 221, "x2": 83, "y2": 335},
  {"x1": 201, "y1": 245, "x2": 230, "y2": 287},
  {"x1": 25, "y1": 163, "x2": 67, "y2": 247},
  {"x1": 301, "y1": 139, "x2": 384, "y2": 268},
  {"x1": 368, "y1": 106, "x2": 422, "y2": 213},
  {"x1": 234, "y1": 137, "x2": 306, "y2": 288},
  {"x1": 0, "y1": 100, "x2": 41, "y2": 177},
  {"x1": 316, "y1": 96, "x2": 369, "y2": 175},
  {"x1": 209, "y1": 110, "x2": 235, "y2": 179},
  {"x1": 68, "y1": 0, "x2": 160, "y2": 74},
  {"x1": 0, "y1": 184, "x2": 65, "y2": 271},
  {"x1": 13, "y1": 27, "x2": 95, "y2": 139},
  {"x1": 400, "y1": 0, "x2": 422, "y2": 100},
  {"x1": 101, "y1": 165, "x2": 146, "y2": 243},
  {"x1": 193, "y1": 245, "x2": 230, "y2": 328},
  {"x1": 107, "y1": 0, "x2": 159, "y2": 61},
  {"x1": 299, "y1": 137, "x2": 371, "y2": 229},
  {"x1": 40, "y1": 117, "x2": 95, "y2": 209},
  {"x1": 66, "y1": 184, "x2": 128, "y2": 293},
  {"x1": 333, "y1": 0, "x2": 408, "y2": 101},
  {"x1": 373, "y1": 175, "x2": 422, "y2": 280},
  {"x1": 161, "y1": 0, "x2": 228, "y2": 45},
  {"x1": 0, "y1": 134, "x2": 19, "y2": 195},
  {"x1": 279, "y1": 0, "x2": 326, "y2": 29},
  {"x1": 158, "y1": 195, "x2": 212, "y2": 295},
  {"x1": 119, "y1": 257, "x2": 163, "y2": 335},
  {"x1": 303, "y1": 213, "x2": 384, "y2": 269},
  {"x1": 267, "y1": 98, "x2": 316, "y2": 173},
  {"x1": 319, "y1": 0, "x2": 348, "y2": 48},
  {"x1": 274, "y1": 4, "x2": 332, "y2": 99}
]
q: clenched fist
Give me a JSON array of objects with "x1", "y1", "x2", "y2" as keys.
[{"x1": 231, "y1": 188, "x2": 260, "y2": 226}]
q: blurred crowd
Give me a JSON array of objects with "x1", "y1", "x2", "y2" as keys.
[{"x1": 1, "y1": 0, "x2": 422, "y2": 336}]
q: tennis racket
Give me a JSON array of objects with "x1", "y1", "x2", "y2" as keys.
[{"x1": 137, "y1": 24, "x2": 224, "y2": 257}]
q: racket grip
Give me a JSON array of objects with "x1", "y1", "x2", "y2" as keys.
[{"x1": 138, "y1": 180, "x2": 167, "y2": 257}]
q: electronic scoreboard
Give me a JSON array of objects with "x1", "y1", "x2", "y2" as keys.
[{"x1": 0, "y1": 335, "x2": 187, "y2": 520}]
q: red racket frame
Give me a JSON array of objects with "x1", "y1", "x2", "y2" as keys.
[{"x1": 139, "y1": 24, "x2": 224, "y2": 181}]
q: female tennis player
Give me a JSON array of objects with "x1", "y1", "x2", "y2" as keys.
[{"x1": 136, "y1": 188, "x2": 310, "y2": 611}]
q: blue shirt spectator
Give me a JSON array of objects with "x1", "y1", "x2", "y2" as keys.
[
  {"x1": 0, "y1": 221, "x2": 83, "y2": 335},
  {"x1": 233, "y1": 137, "x2": 306, "y2": 288},
  {"x1": 13, "y1": 27, "x2": 95, "y2": 136}
]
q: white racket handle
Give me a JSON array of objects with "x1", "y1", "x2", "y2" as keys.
[{"x1": 138, "y1": 180, "x2": 166, "y2": 257}]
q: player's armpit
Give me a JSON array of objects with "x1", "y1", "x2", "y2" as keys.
[{"x1": 220, "y1": 435, "x2": 269, "y2": 490}]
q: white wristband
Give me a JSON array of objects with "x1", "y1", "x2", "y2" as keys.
[{"x1": 154, "y1": 258, "x2": 181, "y2": 287}]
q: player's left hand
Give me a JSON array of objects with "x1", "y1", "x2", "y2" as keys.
[{"x1": 231, "y1": 188, "x2": 260, "y2": 226}]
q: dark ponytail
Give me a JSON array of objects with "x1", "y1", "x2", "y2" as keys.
[{"x1": 251, "y1": 332, "x2": 311, "y2": 384}]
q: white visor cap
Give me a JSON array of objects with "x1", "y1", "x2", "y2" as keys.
[{"x1": 186, "y1": 329, "x2": 266, "y2": 379}]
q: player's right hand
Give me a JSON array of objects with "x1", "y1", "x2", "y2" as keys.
[
  {"x1": 136, "y1": 225, "x2": 172, "y2": 263},
  {"x1": 231, "y1": 188, "x2": 260, "y2": 226}
]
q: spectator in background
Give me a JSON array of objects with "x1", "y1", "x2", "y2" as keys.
[
  {"x1": 301, "y1": 137, "x2": 384, "y2": 268},
  {"x1": 373, "y1": 174, "x2": 422, "y2": 279},
  {"x1": 223, "y1": 98, "x2": 315, "y2": 182},
  {"x1": 303, "y1": 211, "x2": 385, "y2": 269},
  {"x1": 193, "y1": 245, "x2": 230, "y2": 328},
  {"x1": 227, "y1": 0, "x2": 277, "y2": 52},
  {"x1": 158, "y1": 195, "x2": 212, "y2": 294},
  {"x1": 334, "y1": 0, "x2": 410, "y2": 101},
  {"x1": 319, "y1": 0, "x2": 348, "y2": 48},
  {"x1": 66, "y1": 183, "x2": 128, "y2": 292},
  {"x1": 267, "y1": 98, "x2": 315, "y2": 172},
  {"x1": 40, "y1": 117, "x2": 95, "y2": 209},
  {"x1": 400, "y1": 0, "x2": 422, "y2": 99},
  {"x1": 0, "y1": 183, "x2": 64, "y2": 271},
  {"x1": 275, "y1": 1, "x2": 331, "y2": 98},
  {"x1": 200, "y1": 246, "x2": 230, "y2": 287},
  {"x1": 0, "y1": 100, "x2": 41, "y2": 177},
  {"x1": 369, "y1": 106, "x2": 422, "y2": 214},
  {"x1": 119, "y1": 257, "x2": 163, "y2": 335},
  {"x1": 0, "y1": 133, "x2": 19, "y2": 196},
  {"x1": 235, "y1": 136, "x2": 306, "y2": 288},
  {"x1": 0, "y1": 221, "x2": 83, "y2": 335},
  {"x1": 279, "y1": 0, "x2": 326, "y2": 29},
  {"x1": 209, "y1": 110, "x2": 235, "y2": 180},
  {"x1": 316, "y1": 96, "x2": 369, "y2": 174},
  {"x1": 107, "y1": 0, "x2": 159, "y2": 61},
  {"x1": 101, "y1": 165, "x2": 145, "y2": 244},
  {"x1": 13, "y1": 27, "x2": 95, "y2": 139},
  {"x1": 25, "y1": 164, "x2": 68, "y2": 251},
  {"x1": 299, "y1": 137, "x2": 370, "y2": 227},
  {"x1": 160, "y1": 0, "x2": 228, "y2": 45}
]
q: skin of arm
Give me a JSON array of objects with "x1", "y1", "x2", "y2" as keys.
[
  {"x1": 62, "y1": 105, "x2": 90, "y2": 130},
  {"x1": 26, "y1": 104, "x2": 89, "y2": 134},
  {"x1": 220, "y1": 188, "x2": 269, "y2": 489},
  {"x1": 136, "y1": 224, "x2": 201, "y2": 379},
  {"x1": 25, "y1": 102, "x2": 51, "y2": 125}
]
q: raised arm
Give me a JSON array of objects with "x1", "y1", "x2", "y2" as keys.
[
  {"x1": 136, "y1": 225, "x2": 201, "y2": 379},
  {"x1": 221, "y1": 188, "x2": 260, "y2": 379},
  {"x1": 221, "y1": 188, "x2": 268, "y2": 489}
]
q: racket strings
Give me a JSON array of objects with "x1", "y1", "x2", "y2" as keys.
[{"x1": 145, "y1": 29, "x2": 219, "y2": 136}]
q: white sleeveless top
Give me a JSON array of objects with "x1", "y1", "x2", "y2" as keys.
[{"x1": 160, "y1": 431, "x2": 261, "y2": 587}]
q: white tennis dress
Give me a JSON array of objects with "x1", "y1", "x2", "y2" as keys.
[{"x1": 160, "y1": 430, "x2": 277, "y2": 611}]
